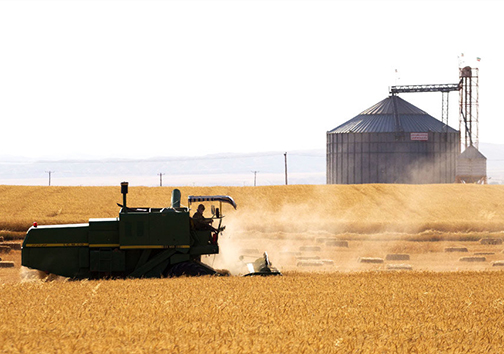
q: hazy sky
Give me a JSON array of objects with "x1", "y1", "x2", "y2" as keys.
[{"x1": 1, "y1": 0, "x2": 502, "y2": 159}]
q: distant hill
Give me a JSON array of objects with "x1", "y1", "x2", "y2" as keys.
[
  {"x1": 0, "y1": 144, "x2": 501, "y2": 186},
  {"x1": 0, "y1": 150, "x2": 326, "y2": 186}
]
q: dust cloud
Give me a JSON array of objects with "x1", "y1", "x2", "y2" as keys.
[{"x1": 201, "y1": 184, "x2": 504, "y2": 274}]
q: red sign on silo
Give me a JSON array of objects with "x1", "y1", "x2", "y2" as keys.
[{"x1": 411, "y1": 133, "x2": 428, "y2": 141}]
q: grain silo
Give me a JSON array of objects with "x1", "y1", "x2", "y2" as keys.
[
  {"x1": 327, "y1": 95, "x2": 459, "y2": 184},
  {"x1": 455, "y1": 145, "x2": 487, "y2": 183}
]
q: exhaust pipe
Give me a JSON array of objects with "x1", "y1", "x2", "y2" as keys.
[{"x1": 121, "y1": 182, "x2": 129, "y2": 210}]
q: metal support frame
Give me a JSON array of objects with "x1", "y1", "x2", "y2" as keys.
[
  {"x1": 392, "y1": 95, "x2": 403, "y2": 135},
  {"x1": 441, "y1": 91, "x2": 449, "y2": 126},
  {"x1": 390, "y1": 83, "x2": 460, "y2": 94},
  {"x1": 459, "y1": 67, "x2": 479, "y2": 150},
  {"x1": 390, "y1": 83, "x2": 460, "y2": 129}
]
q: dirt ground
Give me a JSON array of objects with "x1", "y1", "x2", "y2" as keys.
[
  {"x1": 3, "y1": 232, "x2": 504, "y2": 283},
  {"x1": 210, "y1": 232, "x2": 504, "y2": 275}
]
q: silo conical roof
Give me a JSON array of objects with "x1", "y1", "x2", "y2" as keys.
[
  {"x1": 328, "y1": 95, "x2": 457, "y2": 134},
  {"x1": 458, "y1": 145, "x2": 487, "y2": 160}
]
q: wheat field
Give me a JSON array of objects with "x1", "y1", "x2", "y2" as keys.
[
  {"x1": 2, "y1": 272, "x2": 504, "y2": 353},
  {"x1": 1, "y1": 184, "x2": 504, "y2": 234},
  {"x1": 2, "y1": 184, "x2": 504, "y2": 352}
]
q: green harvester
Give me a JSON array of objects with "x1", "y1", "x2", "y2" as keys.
[{"x1": 21, "y1": 182, "x2": 281, "y2": 278}]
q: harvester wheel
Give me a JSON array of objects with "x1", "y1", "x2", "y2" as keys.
[{"x1": 168, "y1": 261, "x2": 216, "y2": 277}]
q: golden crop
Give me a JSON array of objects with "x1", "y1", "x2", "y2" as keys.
[
  {"x1": 1, "y1": 271, "x2": 504, "y2": 353},
  {"x1": 1, "y1": 184, "x2": 504, "y2": 235},
  {"x1": 2, "y1": 184, "x2": 504, "y2": 352}
]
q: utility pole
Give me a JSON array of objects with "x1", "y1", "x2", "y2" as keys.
[
  {"x1": 284, "y1": 152, "x2": 288, "y2": 185},
  {"x1": 252, "y1": 171, "x2": 259, "y2": 187},
  {"x1": 45, "y1": 171, "x2": 54, "y2": 186},
  {"x1": 157, "y1": 173, "x2": 165, "y2": 187}
]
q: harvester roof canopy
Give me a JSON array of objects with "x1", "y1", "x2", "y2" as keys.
[{"x1": 188, "y1": 195, "x2": 237, "y2": 209}]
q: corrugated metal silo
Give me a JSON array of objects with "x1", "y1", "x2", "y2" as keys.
[{"x1": 327, "y1": 95, "x2": 460, "y2": 184}]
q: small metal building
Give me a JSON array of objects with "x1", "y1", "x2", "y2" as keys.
[
  {"x1": 327, "y1": 95, "x2": 460, "y2": 184},
  {"x1": 455, "y1": 145, "x2": 487, "y2": 184}
]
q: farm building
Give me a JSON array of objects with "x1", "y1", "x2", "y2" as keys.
[
  {"x1": 326, "y1": 95, "x2": 460, "y2": 184},
  {"x1": 455, "y1": 145, "x2": 487, "y2": 183}
]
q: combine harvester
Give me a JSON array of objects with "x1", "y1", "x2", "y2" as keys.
[{"x1": 22, "y1": 182, "x2": 280, "y2": 279}]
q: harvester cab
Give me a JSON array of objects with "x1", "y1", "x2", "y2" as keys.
[{"x1": 188, "y1": 195, "x2": 236, "y2": 231}]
